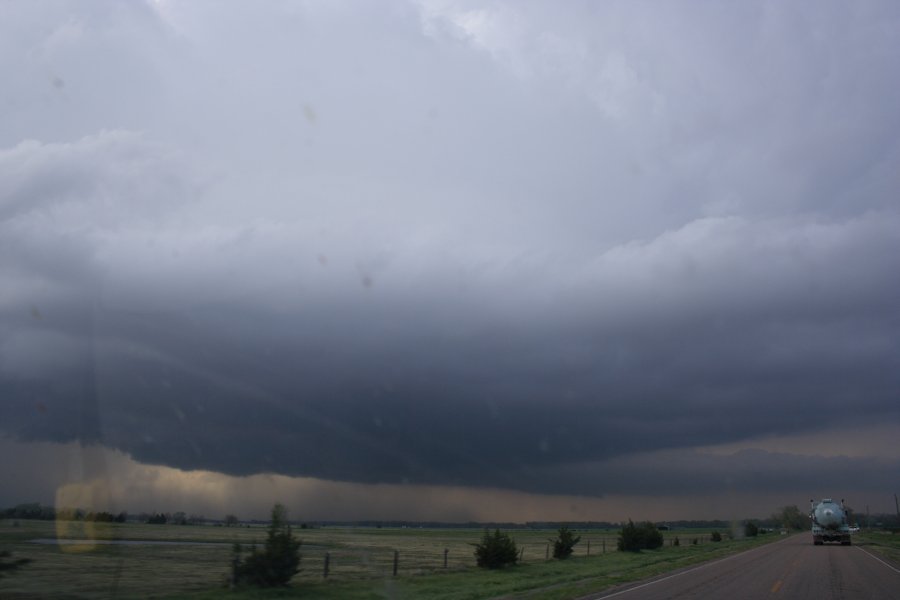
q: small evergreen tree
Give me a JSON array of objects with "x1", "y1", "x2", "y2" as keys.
[
  {"x1": 744, "y1": 521, "x2": 759, "y2": 537},
  {"x1": 235, "y1": 504, "x2": 301, "y2": 586},
  {"x1": 643, "y1": 523, "x2": 664, "y2": 549},
  {"x1": 551, "y1": 526, "x2": 581, "y2": 559},
  {"x1": 473, "y1": 529, "x2": 518, "y2": 569},
  {"x1": 618, "y1": 520, "x2": 640, "y2": 551},
  {"x1": 618, "y1": 520, "x2": 664, "y2": 552}
]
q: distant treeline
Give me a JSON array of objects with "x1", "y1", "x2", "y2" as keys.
[
  {"x1": 312, "y1": 520, "x2": 620, "y2": 530},
  {"x1": 2, "y1": 503, "x2": 126, "y2": 523},
  {"x1": 5, "y1": 502, "x2": 898, "y2": 530},
  {"x1": 284, "y1": 519, "x2": 732, "y2": 530},
  {"x1": 1, "y1": 503, "x2": 200, "y2": 525}
]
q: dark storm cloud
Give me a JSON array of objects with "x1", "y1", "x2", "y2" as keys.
[
  {"x1": 527, "y1": 449, "x2": 900, "y2": 498},
  {"x1": 4, "y1": 272, "x2": 898, "y2": 496},
  {"x1": 2, "y1": 0, "x2": 900, "y2": 501}
]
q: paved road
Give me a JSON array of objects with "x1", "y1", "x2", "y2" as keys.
[{"x1": 587, "y1": 534, "x2": 900, "y2": 600}]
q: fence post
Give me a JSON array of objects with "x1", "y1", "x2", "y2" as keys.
[
  {"x1": 545, "y1": 543, "x2": 549, "y2": 560},
  {"x1": 519, "y1": 547, "x2": 524, "y2": 562},
  {"x1": 587, "y1": 540, "x2": 590, "y2": 556},
  {"x1": 443, "y1": 548, "x2": 448, "y2": 569},
  {"x1": 323, "y1": 552, "x2": 330, "y2": 578},
  {"x1": 393, "y1": 550, "x2": 399, "y2": 576},
  {"x1": 602, "y1": 539, "x2": 606, "y2": 554}
]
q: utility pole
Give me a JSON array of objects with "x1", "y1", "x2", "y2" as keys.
[{"x1": 894, "y1": 494, "x2": 899, "y2": 526}]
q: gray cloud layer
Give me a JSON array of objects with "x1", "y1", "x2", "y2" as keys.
[{"x1": 2, "y1": 0, "x2": 899, "y2": 502}]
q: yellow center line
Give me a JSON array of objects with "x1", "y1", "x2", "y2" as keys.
[{"x1": 770, "y1": 552, "x2": 800, "y2": 593}]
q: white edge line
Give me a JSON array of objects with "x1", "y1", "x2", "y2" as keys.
[
  {"x1": 587, "y1": 535, "x2": 796, "y2": 599},
  {"x1": 855, "y1": 545, "x2": 900, "y2": 575}
]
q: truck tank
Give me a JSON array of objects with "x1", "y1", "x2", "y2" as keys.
[{"x1": 810, "y1": 498, "x2": 851, "y2": 546}]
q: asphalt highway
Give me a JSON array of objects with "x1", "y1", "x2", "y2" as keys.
[{"x1": 586, "y1": 534, "x2": 900, "y2": 599}]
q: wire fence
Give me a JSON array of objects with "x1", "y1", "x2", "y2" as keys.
[{"x1": 289, "y1": 532, "x2": 719, "y2": 582}]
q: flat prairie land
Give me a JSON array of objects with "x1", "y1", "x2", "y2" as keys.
[{"x1": 0, "y1": 520, "x2": 781, "y2": 599}]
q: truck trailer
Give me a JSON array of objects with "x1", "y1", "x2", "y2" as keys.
[{"x1": 810, "y1": 498, "x2": 851, "y2": 545}]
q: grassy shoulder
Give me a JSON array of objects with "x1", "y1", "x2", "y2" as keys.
[
  {"x1": 854, "y1": 531, "x2": 900, "y2": 565},
  {"x1": 173, "y1": 532, "x2": 787, "y2": 600},
  {"x1": 0, "y1": 521, "x2": 788, "y2": 599}
]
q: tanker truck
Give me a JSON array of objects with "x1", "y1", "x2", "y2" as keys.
[{"x1": 810, "y1": 498, "x2": 851, "y2": 545}]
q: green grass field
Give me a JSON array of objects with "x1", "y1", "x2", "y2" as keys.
[
  {"x1": 854, "y1": 530, "x2": 900, "y2": 565},
  {"x1": 0, "y1": 520, "x2": 784, "y2": 599}
]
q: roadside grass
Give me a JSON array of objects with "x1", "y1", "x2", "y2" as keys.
[
  {"x1": 0, "y1": 520, "x2": 783, "y2": 599},
  {"x1": 176, "y1": 533, "x2": 783, "y2": 600},
  {"x1": 854, "y1": 531, "x2": 900, "y2": 565}
]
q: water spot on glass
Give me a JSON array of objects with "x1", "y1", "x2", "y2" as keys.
[{"x1": 303, "y1": 104, "x2": 317, "y2": 124}]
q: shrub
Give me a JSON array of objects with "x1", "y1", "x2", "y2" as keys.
[
  {"x1": 643, "y1": 524, "x2": 663, "y2": 549},
  {"x1": 0, "y1": 551, "x2": 31, "y2": 579},
  {"x1": 711, "y1": 531, "x2": 722, "y2": 542},
  {"x1": 551, "y1": 526, "x2": 581, "y2": 559},
  {"x1": 744, "y1": 521, "x2": 759, "y2": 538},
  {"x1": 673, "y1": 536, "x2": 680, "y2": 547},
  {"x1": 234, "y1": 504, "x2": 301, "y2": 587},
  {"x1": 618, "y1": 520, "x2": 664, "y2": 552},
  {"x1": 473, "y1": 529, "x2": 518, "y2": 569}
]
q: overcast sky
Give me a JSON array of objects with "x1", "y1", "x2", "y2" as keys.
[{"x1": 1, "y1": 0, "x2": 899, "y2": 522}]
